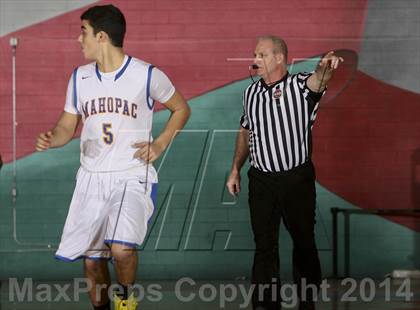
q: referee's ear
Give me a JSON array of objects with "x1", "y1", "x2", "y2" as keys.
[{"x1": 276, "y1": 53, "x2": 285, "y2": 65}]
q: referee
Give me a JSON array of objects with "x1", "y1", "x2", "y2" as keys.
[{"x1": 226, "y1": 35, "x2": 343, "y2": 310}]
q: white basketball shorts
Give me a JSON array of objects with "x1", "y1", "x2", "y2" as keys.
[{"x1": 55, "y1": 166, "x2": 157, "y2": 261}]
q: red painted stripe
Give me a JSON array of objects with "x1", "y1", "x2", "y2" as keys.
[{"x1": 313, "y1": 71, "x2": 420, "y2": 231}]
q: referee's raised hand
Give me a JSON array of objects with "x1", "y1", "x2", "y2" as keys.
[
  {"x1": 35, "y1": 131, "x2": 53, "y2": 151},
  {"x1": 308, "y1": 51, "x2": 344, "y2": 92},
  {"x1": 319, "y1": 51, "x2": 344, "y2": 72}
]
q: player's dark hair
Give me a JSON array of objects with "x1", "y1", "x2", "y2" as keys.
[{"x1": 81, "y1": 5, "x2": 126, "y2": 47}]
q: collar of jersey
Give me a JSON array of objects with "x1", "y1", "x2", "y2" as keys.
[
  {"x1": 95, "y1": 55, "x2": 132, "y2": 82},
  {"x1": 260, "y1": 71, "x2": 289, "y2": 89}
]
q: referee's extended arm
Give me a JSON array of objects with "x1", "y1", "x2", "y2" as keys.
[
  {"x1": 307, "y1": 51, "x2": 344, "y2": 92},
  {"x1": 226, "y1": 127, "x2": 249, "y2": 196}
]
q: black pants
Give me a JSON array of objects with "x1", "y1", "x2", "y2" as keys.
[{"x1": 248, "y1": 162, "x2": 321, "y2": 309}]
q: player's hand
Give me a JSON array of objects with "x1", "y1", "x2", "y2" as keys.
[
  {"x1": 35, "y1": 131, "x2": 53, "y2": 151},
  {"x1": 318, "y1": 51, "x2": 344, "y2": 72},
  {"x1": 132, "y1": 141, "x2": 164, "y2": 163},
  {"x1": 226, "y1": 170, "x2": 241, "y2": 196}
]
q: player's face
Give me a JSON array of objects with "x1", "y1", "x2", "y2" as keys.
[
  {"x1": 253, "y1": 40, "x2": 283, "y2": 80},
  {"x1": 78, "y1": 20, "x2": 100, "y2": 60}
]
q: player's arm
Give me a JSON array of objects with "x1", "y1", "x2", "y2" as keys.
[
  {"x1": 226, "y1": 127, "x2": 249, "y2": 195},
  {"x1": 154, "y1": 90, "x2": 191, "y2": 150},
  {"x1": 133, "y1": 90, "x2": 191, "y2": 162},
  {"x1": 307, "y1": 51, "x2": 344, "y2": 92},
  {"x1": 35, "y1": 111, "x2": 81, "y2": 151}
]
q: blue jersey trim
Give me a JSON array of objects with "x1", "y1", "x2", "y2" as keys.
[
  {"x1": 104, "y1": 239, "x2": 138, "y2": 248},
  {"x1": 55, "y1": 254, "x2": 110, "y2": 262},
  {"x1": 95, "y1": 56, "x2": 132, "y2": 82},
  {"x1": 151, "y1": 183, "x2": 158, "y2": 207},
  {"x1": 83, "y1": 256, "x2": 111, "y2": 261},
  {"x1": 115, "y1": 56, "x2": 132, "y2": 81},
  {"x1": 146, "y1": 65, "x2": 155, "y2": 110},
  {"x1": 95, "y1": 63, "x2": 102, "y2": 82},
  {"x1": 55, "y1": 254, "x2": 76, "y2": 262},
  {"x1": 72, "y1": 67, "x2": 79, "y2": 112}
]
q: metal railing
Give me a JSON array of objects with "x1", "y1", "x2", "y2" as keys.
[{"x1": 331, "y1": 207, "x2": 420, "y2": 278}]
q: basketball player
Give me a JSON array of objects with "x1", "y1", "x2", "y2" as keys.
[{"x1": 35, "y1": 5, "x2": 190, "y2": 310}]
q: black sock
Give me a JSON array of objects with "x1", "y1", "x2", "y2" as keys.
[{"x1": 93, "y1": 300, "x2": 110, "y2": 310}]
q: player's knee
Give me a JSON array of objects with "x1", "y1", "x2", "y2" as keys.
[
  {"x1": 84, "y1": 258, "x2": 107, "y2": 275},
  {"x1": 111, "y1": 245, "x2": 137, "y2": 262}
]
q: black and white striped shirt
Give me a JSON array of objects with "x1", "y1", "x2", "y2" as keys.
[{"x1": 240, "y1": 72, "x2": 325, "y2": 172}]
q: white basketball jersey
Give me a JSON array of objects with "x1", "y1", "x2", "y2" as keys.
[{"x1": 64, "y1": 55, "x2": 175, "y2": 180}]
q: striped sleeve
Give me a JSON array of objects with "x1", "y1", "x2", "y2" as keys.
[
  {"x1": 239, "y1": 91, "x2": 249, "y2": 129},
  {"x1": 297, "y1": 72, "x2": 325, "y2": 103}
]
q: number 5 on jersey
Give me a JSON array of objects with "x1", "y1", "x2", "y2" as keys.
[{"x1": 102, "y1": 123, "x2": 114, "y2": 145}]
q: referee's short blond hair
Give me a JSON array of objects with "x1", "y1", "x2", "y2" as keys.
[{"x1": 257, "y1": 35, "x2": 288, "y2": 60}]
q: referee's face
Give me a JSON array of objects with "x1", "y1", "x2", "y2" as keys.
[
  {"x1": 253, "y1": 40, "x2": 282, "y2": 81},
  {"x1": 78, "y1": 20, "x2": 100, "y2": 60}
]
